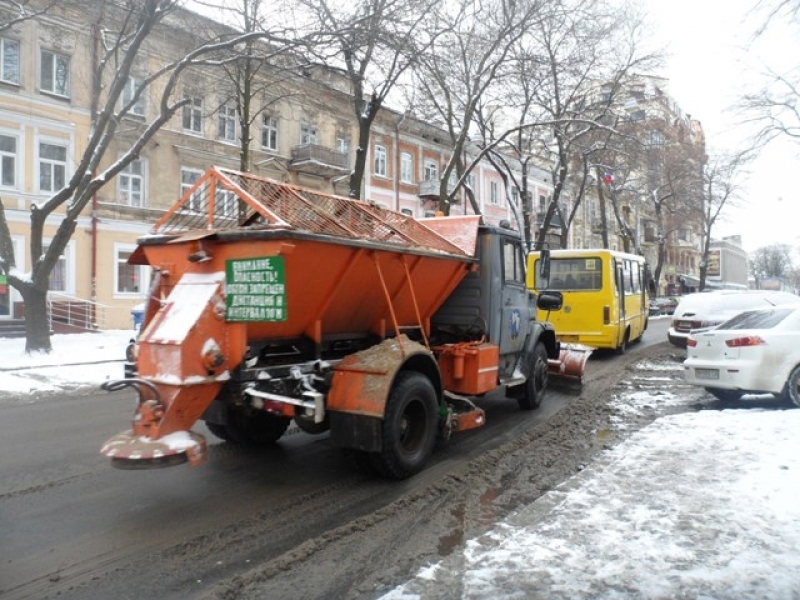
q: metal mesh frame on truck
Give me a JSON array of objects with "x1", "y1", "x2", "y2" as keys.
[{"x1": 152, "y1": 166, "x2": 468, "y2": 257}]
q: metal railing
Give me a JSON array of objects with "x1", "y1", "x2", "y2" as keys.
[{"x1": 47, "y1": 292, "x2": 109, "y2": 331}]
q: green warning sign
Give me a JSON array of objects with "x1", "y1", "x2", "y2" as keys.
[{"x1": 225, "y1": 257, "x2": 286, "y2": 322}]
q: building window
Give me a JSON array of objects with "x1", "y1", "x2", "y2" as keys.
[
  {"x1": 45, "y1": 241, "x2": 74, "y2": 294},
  {"x1": 216, "y1": 188, "x2": 237, "y2": 219},
  {"x1": 38, "y1": 141, "x2": 67, "y2": 193},
  {"x1": 400, "y1": 152, "x2": 413, "y2": 183},
  {"x1": 300, "y1": 124, "x2": 319, "y2": 145},
  {"x1": 511, "y1": 186, "x2": 519, "y2": 204},
  {"x1": 466, "y1": 173, "x2": 476, "y2": 191},
  {"x1": 0, "y1": 134, "x2": 17, "y2": 188},
  {"x1": 180, "y1": 167, "x2": 203, "y2": 211},
  {"x1": 424, "y1": 160, "x2": 437, "y2": 181},
  {"x1": 262, "y1": 115, "x2": 279, "y2": 151},
  {"x1": 648, "y1": 129, "x2": 664, "y2": 147},
  {"x1": 490, "y1": 181, "x2": 499, "y2": 205},
  {"x1": 40, "y1": 49, "x2": 70, "y2": 96},
  {"x1": 182, "y1": 96, "x2": 203, "y2": 133},
  {"x1": 400, "y1": 208, "x2": 413, "y2": 216},
  {"x1": 374, "y1": 144, "x2": 387, "y2": 177},
  {"x1": 1, "y1": 38, "x2": 20, "y2": 85},
  {"x1": 122, "y1": 76, "x2": 145, "y2": 116},
  {"x1": 115, "y1": 245, "x2": 148, "y2": 295},
  {"x1": 336, "y1": 136, "x2": 350, "y2": 156},
  {"x1": 119, "y1": 159, "x2": 145, "y2": 206},
  {"x1": 218, "y1": 104, "x2": 236, "y2": 141}
]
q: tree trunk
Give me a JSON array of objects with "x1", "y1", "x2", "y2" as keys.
[{"x1": 21, "y1": 286, "x2": 51, "y2": 354}]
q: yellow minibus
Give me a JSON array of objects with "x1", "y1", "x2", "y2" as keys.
[{"x1": 527, "y1": 249, "x2": 650, "y2": 352}]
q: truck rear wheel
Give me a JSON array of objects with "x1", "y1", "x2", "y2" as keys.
[
  {"x1": 519, "y1": 342, "x2": 548, "y2": 410},
  {"x1": 373, "y1": 371, "x2": 438, "y2": 480},
  {"x1": 211, "y1": 407, "x2": 291, "y2": 445}
]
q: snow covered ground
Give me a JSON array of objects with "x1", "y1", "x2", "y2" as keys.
[
  {"x1": 2, "y1": 332, "x2": 799, "y2": 598},
  {"x1": 382, "y1": 361, "x2": 800, "y2": 599},
  {"x1": 0, "y1": 330, "x2": 132, "y2": 395}
]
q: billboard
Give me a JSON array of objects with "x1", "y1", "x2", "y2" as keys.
[{"x1": 706, "y1": 250, "x2": 721, "y2": 277}]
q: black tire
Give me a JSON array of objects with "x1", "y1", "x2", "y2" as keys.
[
  {"x1": 779, "y1": 365, "x2": 800, "y2": 408},
  {"x1": 518, "y1": 342, "x2": 548, "y2": 410},
  {"x1": 205, "y1": 421, "x2": 233, "y2": 442},
  {"x1": 704, "y1": 387, "x2": 742, "y2": 403},
  {"x1": 294, "y1": 414, "x2": 330, "y2": 435},
  {"x1": 224, "y1": 407, "x2": 291, "y2": 445},
  {"x1": 373, "y1": 371, "x2": 439, "y2": 480},
  {"x1": 616, "y1": 329, "x2": 629, "y2": 355}
]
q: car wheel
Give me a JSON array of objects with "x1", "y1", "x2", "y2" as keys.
[
  {"x1": 780, "y1": 365, "x2": 800, "y2": 408},
  {"x1": 704, "y1": 387, "x2": 742, "y2": 403},
  {"x1": 616, "y1": 330, "x2": 629, "y2": 355}
]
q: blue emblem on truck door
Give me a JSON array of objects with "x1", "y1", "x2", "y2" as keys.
[{"x1": 509, "y1": 309, "x2": 521, "y2": 340}]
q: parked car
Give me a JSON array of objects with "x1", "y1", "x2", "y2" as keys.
[
  {"x1": 683, "y1": 304, "x2": 800, "y2": 406},
  {"x1": 668, "y1": 290, "x2": 800, "y2": 347},
  {"x1": 653, "y1": 296, "x2": 678, "y2": 315}
]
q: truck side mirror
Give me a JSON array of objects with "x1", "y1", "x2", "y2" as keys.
[
  {"x1": 537, "y1": 290, "x2": 563, "y2": 311},
  {"x1": 538, "y1": 248, "x2": 551, "y2": 289}
]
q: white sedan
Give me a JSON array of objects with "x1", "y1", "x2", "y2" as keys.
[{"x1": 683, "y1": 304, "x2": 800, "y2": 406}]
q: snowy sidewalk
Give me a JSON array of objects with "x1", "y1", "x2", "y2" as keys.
[
  {"x1": 381, "y1": 376, "x2": 800, "y2": 599},
  {"x1": 0, "y1": 331, "x2": 132, "y2": 395}
]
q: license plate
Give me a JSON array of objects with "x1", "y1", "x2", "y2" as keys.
[
  {"x1": 559, "y1": 335, "x2": 579, "y2": 343},
  {"x1": 694, "y1": 368, "x2": 719, "y2": 380}
]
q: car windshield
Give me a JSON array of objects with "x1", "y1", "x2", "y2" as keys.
[{"x1": 720, "y1": 307, "x2": 797, "y2": 330}]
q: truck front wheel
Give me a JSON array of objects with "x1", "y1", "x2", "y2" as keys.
[
  {"x1": 373, "y1": 371, "x2": 439, "y2": 480},
  {"x1": 519, "y1": 342, "x2": 548, "y2": 410}
]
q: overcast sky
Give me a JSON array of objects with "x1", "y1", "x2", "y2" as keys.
[{"x1": 643, "y1": 0, "x2": 799, "y2": 252}]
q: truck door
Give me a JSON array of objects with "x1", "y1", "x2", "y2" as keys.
[{"x1": 499, "y1": 236, "x2": 531, "y2": 357}]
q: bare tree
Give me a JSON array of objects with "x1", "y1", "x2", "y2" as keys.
[
  {"x1": 293, "y1": 0, "x2": 434, "y2": 199},
  {"x1": 739, "y1": 0, "x2": 800, "y2": 148},
  {"x1": 528, "y1": 0, "x2": 660, "y2": 250},
  {"x1": 410, "y1": 0, "x2": 549, "y2": 217},
  {"x1": 0, "y1": 0, "x2": 60, "y2": 34},
  {"x1": 696, "y1": 150, "x2": 752, "y2": 290},
  {"x1": 751, "y1": 243, "x2": 794, "y2": 280},
  {"x1": 0, "y1": 0, "x2": 289, "y2": 353}
]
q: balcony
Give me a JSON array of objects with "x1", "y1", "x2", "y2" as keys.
[
  {"x1": 418, "y1": 179, "x2": 457, "y2": 200},
  {"x1": 289, "y1": 144, "x2": 349, "y2": 177},
  {"x1": 536, "y1": 210, "x2": 564, "y2": 229}
]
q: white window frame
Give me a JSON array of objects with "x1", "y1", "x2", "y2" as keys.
[
  {"x1": 1, "y1": 38, "x2": 20, "y2": 85},
  {"x1": 180, "y1": 167, "x2": 203, "y2": 212},
  {"x1": 118, "y1": 158, "x2": 146, "y2": 207},
  {"x1": 37, "y1": 138, "x2": 69, "y2": 194},
  {"x1": 336, "y1": 136, "x2": 350, "y2": 155},
  {"x1": 374, "y1": 144, "x2": 387, "y2": 177},
  {"x1": 0, "y1": 131, "x2": 19, "y2": 189},
  {"x1": 216, "y1": 188, "x2": 238, "y2": 219},
  {"x1": 262, "y1": 115, "x2": 279, "y2": 151},
  {"x1": 218, "y1": 104, "x2": 237, "y2": 141},
  {"x1": 122, "y1": 76, "x2": 146, "y2": 117},
  {"x1": 424, "y1": 160, "x2": 438, "y2": 182},
  {"x1": 182, "y1": 96, "x2": 203, "y2": 134},
  {"x1": 400, "y1": 152, "x2": 413, "y2": 183},
  {"x1": 44, "y1": 239, "x2": 75, "y2": 295},
  {"x1": 114, "y1": 243, "x2": 149, "y2": 297},
  {"x1": 40, "y1": 48, "x2": 70, "y2": 97},
  {"x1": 490, "y1": 181, "x2": 499, "y2": 205},
  {"x1": 300, "y1": 124, "x2": 319, "y2": 145}
]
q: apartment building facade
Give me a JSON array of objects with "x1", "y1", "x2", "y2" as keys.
[{"x1": 0, "y1": 4, "x2": 554, "y2": 329}]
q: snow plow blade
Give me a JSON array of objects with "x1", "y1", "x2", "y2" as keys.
[{"x1": 548, "y1": 344, "x2": 592, "y2": 387}]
